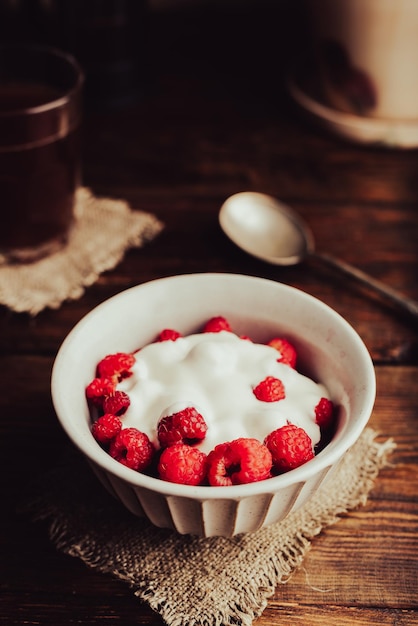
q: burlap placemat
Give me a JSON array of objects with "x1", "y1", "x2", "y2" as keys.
[
  {"x1": 25, "y1": 427, "x2": 395, "y2": 626},
  {"x1": 0, "y1": 187, "x2": 164, "y2": 315}
]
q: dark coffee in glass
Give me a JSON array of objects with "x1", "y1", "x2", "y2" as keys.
[{"x1": 0, "y1": 45, "x2": 83, "y2": 263}]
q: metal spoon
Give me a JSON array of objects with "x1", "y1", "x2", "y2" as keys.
[{"x1": 219, "y1": 191, "x2": 418, "y2": 321}]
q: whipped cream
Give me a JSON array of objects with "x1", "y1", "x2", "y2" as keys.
[{"x1": 118, "y1": 331, "x2": 329, "y2": 453}]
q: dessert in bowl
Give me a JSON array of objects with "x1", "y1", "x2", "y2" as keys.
[{"x1": 51, "y1": 273, "x2": 376, "y2": 537}]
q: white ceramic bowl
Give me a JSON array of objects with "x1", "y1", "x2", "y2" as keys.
[{"x1": 51, "y1": 273, "x2": 376, "y2": 537}]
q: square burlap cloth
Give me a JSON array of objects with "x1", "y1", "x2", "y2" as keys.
[
  {"x1": 25, "y1": 427, "x2": 395, "y2": 626},
  {"x1": 0, "y1": 187, "x2": 164, "y2": 315}
]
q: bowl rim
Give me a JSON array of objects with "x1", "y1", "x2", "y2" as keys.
[{"x1": 51, "y1": 272, "x2": 376, "y2": 500}]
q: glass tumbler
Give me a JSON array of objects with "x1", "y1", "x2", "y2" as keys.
[{"x1": 0, "y1": 44, "x2": 84, "y2": 264}]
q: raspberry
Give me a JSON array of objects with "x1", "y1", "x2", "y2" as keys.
[
  {"x1": 314, "y1": 397, "x2": 334, "y2": 430},
  {"x1": 158, "y1": 407, "x2": 208, "y2": 447},
  {"x1": 157, "y1": 328, "x2": 182, "y2": 341},
  {"x1": 264, "y1": 424, "x2": 314, "y2": 473},
  {"x1": 253, "y1": 376, "x2": 286, "y2": 402},
  {"x1": 86, "y1": 377, "x2": 116, "y2": 406},
  {"x1": 202, "y1": 316, "x2": 232, "y2": 333},
  {"x1": 97, "y1": 352, "x2": 136, "y2": 381},
  {"x1": 268, "y1": 337, "x2": 297, "y2": 368},
  {"x1": 206, "y1": 438, "x2": 272, "y2": 486},
  {"x1": 91, "y1": 413, "x2": 122, "y2": 444},
  {"x1": 109, "y1": 427, "x2": 154, "y2": 471},
  {"x1": 103, "y1": 390, "x2": 131, "y2": 416},
  {"x1": 158, "y1": 443, "x2": 208, "y2": 485}
]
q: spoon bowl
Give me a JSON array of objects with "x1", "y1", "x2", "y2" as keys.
[
  {"x1": 219, "y1": 192, "x2": 314, "y2": 265},
  {"x1": 219, "y1": 191, "x2": 418, "y2": 321}
]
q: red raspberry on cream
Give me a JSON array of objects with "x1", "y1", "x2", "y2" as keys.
[{"x1": 87, "y1": 317, "x2": 335, "y2": 486}]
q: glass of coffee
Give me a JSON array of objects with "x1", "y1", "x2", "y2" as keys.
[{"x1": 0, "y1": 44, "x2": 84, "y2": 264}]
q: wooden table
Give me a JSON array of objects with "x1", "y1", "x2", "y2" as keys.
[{"x1": 1, "y1": 3, "x2": 417, "y2": 625}]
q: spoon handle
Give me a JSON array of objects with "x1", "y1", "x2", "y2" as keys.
[{"x1": 311, "y1": 251, "x2": 418, "y2": 322}]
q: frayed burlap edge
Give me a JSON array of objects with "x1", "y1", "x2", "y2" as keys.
[
  {"x1": 24, "y1": 428, "x2": 395, "y2": 626},
  {"x1": 0, "y1": 187, "x2": 164, "y2": 315}
]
